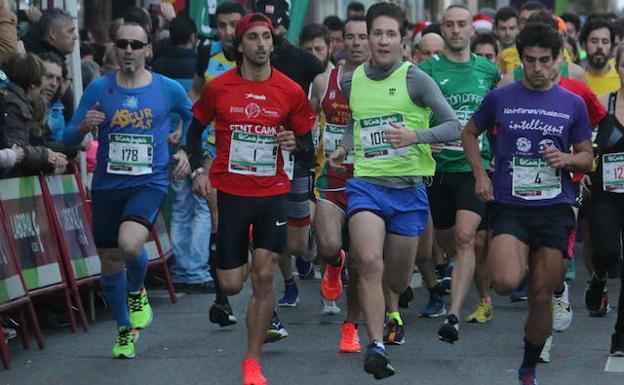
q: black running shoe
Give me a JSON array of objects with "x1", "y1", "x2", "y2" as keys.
[
  {"x1": 438, "y1": 314, "x2": 459, "y2": 343},
  {"x1": 363, "y1": 342, "x2": 395, "y2": 380},
  {"x1": 209, "y1": 302, "x2": 237, "y2": 327},
  {"x1": 611, "y1": 333, "x2": 624, "y2": 357},
  {"x1": 398, "y1": 286, "x2": 414, "y2": 308},
  {"x1": 585, "y1": 276, "x2": 610, "y2": 317}
]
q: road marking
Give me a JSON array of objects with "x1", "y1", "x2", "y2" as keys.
[{"x1": 605, "y1": 356, "x2": 624, "y2": 372}]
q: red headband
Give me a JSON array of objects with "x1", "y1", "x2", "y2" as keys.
[{"x1": 235, "y1": 13, "x2": 275, "y2": 40}]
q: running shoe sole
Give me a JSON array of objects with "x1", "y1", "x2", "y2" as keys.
[
  {"x1": 277, "y1": 298, "x2": 299, "y2": 307},
  {"x1": 264, "y1": 330, "x2": 288, "y2": 344},
  {"x1": 364, "y1": 351, "x2": 395, "y2": 380}
]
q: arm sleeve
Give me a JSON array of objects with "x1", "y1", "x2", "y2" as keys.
[
  {"x1": 195, "y1": 42, "x2": 210, "y2": 78},
  {"x1": 407, "y1": 67, "x2": 461, "y2": 143},
  {"x1": 165, "y1": 78, "x2": 193, "y2": 138},
  {"x1": 63, "y1": 77, "x2": 107, "y2": 146},
  {"x1": 338, "y1": 73, "x2": 354, "y2": 152},
  {"x1": 0, "y1": 149, "x2": 16, "y2": 169},
  {"x1": 0, "y1": 9, "x2": 17, "y2": 63},
  {"x1": 184, "y1": 118, "x2": 208, "y2": 171}
]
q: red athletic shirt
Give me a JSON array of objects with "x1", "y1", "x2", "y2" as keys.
[{"x1": 192, "y1": 67, "x2": 315, "y2": 197}]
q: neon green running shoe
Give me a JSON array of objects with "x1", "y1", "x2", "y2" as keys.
[
  {"x1": 112, "y1": 327, "x2": 138, "y2": 359},
  {"x1": 466, "y1": 300, "x2": 493, "y2": 323},
  {"x1": 128, "y1": 288, "x2": 153, "y2": 330}
]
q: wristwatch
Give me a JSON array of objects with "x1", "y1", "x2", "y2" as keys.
[{"x1": 191, "y1": 167, "x2": 205, "y2": 180}]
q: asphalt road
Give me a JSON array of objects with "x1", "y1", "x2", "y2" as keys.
[{"x1": 2, "y1": 260, "x2": 624, "y2": 385}]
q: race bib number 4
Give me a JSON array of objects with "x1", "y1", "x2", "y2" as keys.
[
  {"x1": 512, "y1": 157, "x2": 561, "y2": 200},
  {"x1": 603, "y1": 152, "x2": 624, "y2": 193},
  {"x1": 229, "y1": 132, "x2": 278, "y2": 176},
  {"x1": 360, "y1": 113, "x2": 409, "y2": 160},
  {"x1": 107, "y1": 133, "x2": 153, "y2": 175}
]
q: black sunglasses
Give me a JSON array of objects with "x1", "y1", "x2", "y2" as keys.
[{"x1": 114, "y1": 39, "x2": 148, "y2": 50}]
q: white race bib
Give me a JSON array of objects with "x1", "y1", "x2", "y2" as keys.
[
  {"x1": 603, "y1": 152, "x2": 624, "y2": 193},
  {"x1": 359, "y1": 113, "x2": 409, "y2": 160},
  {"x1": 282, "y1": 149, "x2": 294, "y2": 180},
  {"x1": 512, "y1": 157, "x2": 562, "y2": 200},
  {"x1": 228, "y1": 132, "x2": 277, "y2": 176},
  {"x1": 107, "y1": 133, "x2": 153, "y2": 175},
  {"x1": 324, "y1": 123, "x2": 353, "y2": 164}
]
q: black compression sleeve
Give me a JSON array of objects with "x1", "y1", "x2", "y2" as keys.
[
  {"x1": 184, "y1": 117, "x2": 207, "y2": 171},
  {"x1": 294, "y1": 131, "x2": 314, "y2": 165}
]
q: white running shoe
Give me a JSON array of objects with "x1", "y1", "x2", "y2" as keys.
[
  {"x1": 320, "y1": 299, "x2": 341, "y2": 315},
  {"x1": 539, "y1": 335, "x2": 553, "y2": 363},
  {"x1": 552, "y1": 282, "x2": 573, "y2": 332}
]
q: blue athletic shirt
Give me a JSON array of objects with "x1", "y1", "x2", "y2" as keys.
[{"x1": 65, "y1": 71, "x2": 192, "y2": 192}]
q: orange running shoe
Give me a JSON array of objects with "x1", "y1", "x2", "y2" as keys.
[
  {"x1": 242, "y1": 359, "x2": 267, "y2": 385},
  {"x1": 321, "y1": 250, "x2": 345, "y2": 301},
  {"x1": 339, "y1": 322, "x2": 361, "y2": 353}
]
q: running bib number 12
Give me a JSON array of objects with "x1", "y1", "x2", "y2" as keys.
[
  {"x1": 359, "y1": 113, "x2": 409, "y2": 160},
  {"x1": 603, "y1": 152, "x2": 624, "y2": 193},
  {"x1": 229, "y1": 132, "x2": 278, "y2": 176},
  {"x1": 512, "y1": 157, "x2": 561, "y2": 200},
  {"x1": 107, "y1": 133, "x2": 153, "y2": 175}
]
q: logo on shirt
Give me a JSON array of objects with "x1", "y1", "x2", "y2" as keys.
[
  {"x1": 122, "y1": 96, "x2": 139, "y2": 110},
  {"x1": 245, "y1": 103, "x2": 261, "y2": 118},
  {"x1": 246, "y1": 93, "x2": 267, "y2": 101},
  {"x1": 439, "y1": 79, "x2": 450, "y2": 85},
  {"x1": 538, "y1": 139, "x2": 557, "y2": 153},
  {"x1": 516, "y1": 137, "x2": 531, "y2": 152},
  {"x1": 389, "y1": 88, "x2": 396, "y2": 96},
  {"x1": 478, "y1": 79, "x2": 487, "y2": 89}
]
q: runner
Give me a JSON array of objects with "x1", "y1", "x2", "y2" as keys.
[
  {"x1": 329, "y1": 3, "x2": 461, "y2": 378},
  {"x1": 309, "y1": 15, "x2": 370, "y2": 351},
  {"x1": 64, "y1": 22, "x2": 193, "y2": 358},
  {"x1": 589, "y1": 43, "x2": 624, "y2": 357},
  {"x1": 184, "y1": 13, "x2": 315, "y2": 385},
  {"x1": 580, "y1": 17, "x2": 620, "y2": 97},
  {"x1": 418, "y1": 4, "x2": 499, "y2": 343},
  {"x1": 462, "y1": 23, "x2": 593, "y2": 385},
  {"x1": 187, "y1": 1, "x2": 246, "y2": 328}
]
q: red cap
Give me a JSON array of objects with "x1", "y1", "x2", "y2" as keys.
[{"x1": 235, "y1": 13, "x2": 275, "y2": 40}]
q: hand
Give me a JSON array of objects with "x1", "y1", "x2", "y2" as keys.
[
  {"x1": 172, "y1": 150, "x2": 190, "y2": 179},
  {"x1": 192, "y1": 173, "x2": 212, "y2": 199},
  {"x1": 83, "y1": 102, "x2": 105, "y2": 131},
  {"x1": 160, "y1": 3, "x2": 176, "y2": 22},
  {"x1": 277, "y1": 130, "x2": 296, "y2": 152},
  {"x1": 25, "y1": 7, "x2": 42, "y2": 23},
  {"x1": 168, "y1": 127, "x2": 182, "y2": 145},
  {"x1": 474, "y1": 173, "x2": 494, "y2": 202},
  {"x1": 47, "y1": 149, "x2": 67, "y2": 167},
  {"x1": 543, "y1": 146, "x2": 571, "y2": 169},
  {"x1": 581, "y1": 174, "x2": 592, "y2": 198},
  {"x1": 386, "y1": 122, "x2": 417, "y2": 148},
  {"x1": 328, "y1": 146, "x2": 347, "y2": 171},
  {"x1": 11, "y1": 144, "x2": 24, "y2": 163},
  {"x1": 430, "y1": 143, "x2": 444, "y2": 153}
]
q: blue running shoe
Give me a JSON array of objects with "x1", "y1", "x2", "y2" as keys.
[
  {"x1": 518, "y1": 367, "x2": 538, "y2": 385},
  {"x1": 419, "y1": 286, "x2": 447, "y2": 318},
  {"x1": 265, "y1": 311, "x2": 288, "y2": 343},
  {"x1": 295, "y1": 257, "x2": 315, "y2": 280},
  {"x1": 277, "y1": 281, "x2": 299, "y2": 307},
  {"x1": 363, "y1": 342, "x2": 395, "y2": 380}
]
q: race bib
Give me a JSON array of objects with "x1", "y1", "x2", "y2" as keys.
[
  {"x1": 512, "y1": 157, "x2": 562, "y2": 200},
  {"x1": 312, "y1": 124, "x2": 321, "y2": 151},
  {"x1": 324, "y1": 123, "x2": 353, "y2": 164},
  {"x1": 282, "y1": 149, "x2": 294, "y2": 180},
  {"x1": 359, "y1": 113, "x2": 409, "y2": 160},
  {"x1": 229, "y1": 132, "x2": 278, "y2": 176},
  {"x1": 603, "y1": 152, "x2": 624, "y2": 193},
  {"x1": 107, "y1": 133, "x2": 153, "y2": 175}
]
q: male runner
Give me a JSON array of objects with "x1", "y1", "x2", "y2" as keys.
[
  {"x1": 329, "y1": 3, "x2": 460, "y2": 378},
  {"x1": 64, "y1": 22, "x2": 192, "y2": 358},
  {"x1": 419, "y1": 4, "x2": 500, "y2": 343},
  {"x1": 185, "y1": 13, "x2": 315, "y2": 385},
  {"x1": 309, "y1": 15, "x2": 370, "y2": 352},
  {"x1": 580, "y1": 17, "x2": 620, "y2": 97},
  {"x1": 462, "y1": 23, "x2": 593, "y2": 385}
]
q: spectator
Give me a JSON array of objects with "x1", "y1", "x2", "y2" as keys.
[
  {"x1": 493, "y1": 6, "x2": 518, "y2": 49},
  {"x1": 0, "y1": 69, "x2": 23, "y2": 171},
  {"x1": 30, "y1": 8, "x2": 77, "y2": 65},
  {"x1": 299, "y1": 23, "x2": 332, "y2": 70},
  {"x1": 151, "y1": 15, "x2": 197, "y2": 82},
  {"x1": 346, "y1": 2, "x2": 366, "y2": 18},
  {"x1": 2, "y1": 53, "x2": 67, "y2": 176},
  {"x1": 0, "y1": 1, "x2": 18, "y2": 64}
]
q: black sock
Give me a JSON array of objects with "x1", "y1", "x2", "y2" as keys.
[{"x1": 521, "y1": 339, "x2": 545, "y2": 369}]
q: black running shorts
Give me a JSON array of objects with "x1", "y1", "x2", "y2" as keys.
[
  {"x1": 215, "y1": 191, "x2": 287, "y2": 270},
  {"x1": 427, "y1": 172, "x2": 487, "y2": 231}
]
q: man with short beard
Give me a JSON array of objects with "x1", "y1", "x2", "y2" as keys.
[{"x1": 581, "y1": 17, "x2": 621, "y2": 97}]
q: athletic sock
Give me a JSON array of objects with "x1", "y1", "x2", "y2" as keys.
[
  {"x1": 388, "y1": 311, "x2": 403, "y2": 326},
  {"x1": 126, "y1": 249, "x2": 148, "y2": 293},
  {"x1": 284, "y1": 278, "x2": 295, "y2": 286},
  {"x1": 101, "y1": 271, "x2": 131, "y2": 328},
  {"x1": 520, "y1": 338, "x2": 545, "y2": 369}
]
